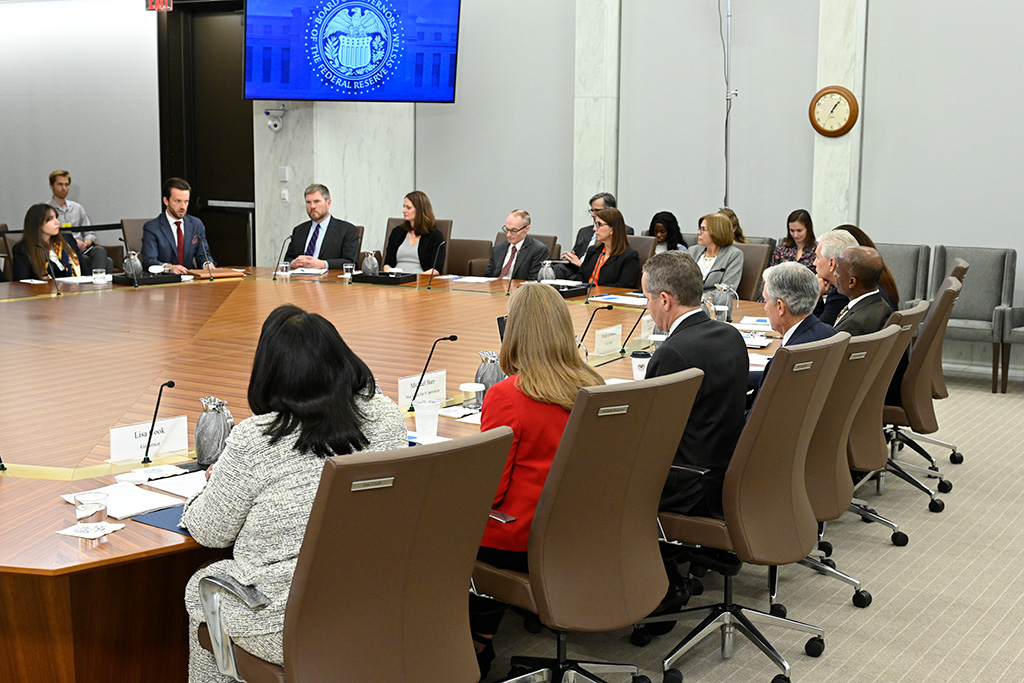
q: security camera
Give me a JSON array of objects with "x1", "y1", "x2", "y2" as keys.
[{"x1": 265, "y1": 106, "x2": 286, "y2": 133}]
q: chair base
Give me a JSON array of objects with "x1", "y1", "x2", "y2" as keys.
[{"x1": 497, "y1": 630, "x2": 646, "y2": 683}]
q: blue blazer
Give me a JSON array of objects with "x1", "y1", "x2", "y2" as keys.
[
  {"x1": 141, "y1": 213, "x2": 215, "y2": 269},
  {"x1": 748, "y1": 314, "x2": 837, "y2": 404}
]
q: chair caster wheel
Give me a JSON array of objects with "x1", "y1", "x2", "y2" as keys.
[
  {"x1": 950, "y1": 451, "x2": 964, "y2": 464},
  {"x1": 805, "y1": 635, "x2": 825, "y2": 657},
  {"x1": 662, "y1": 668, "x2": 683, "y2": 683},
  {"x1": 817, "y1": 540, "x2": 833, "y2": 557},
  {"x1": 860, "y1": 508, "x2": 877, "y2": 523},
  {"x1": 523, "y1": 614, "x2": 543, "y2": 633},
  {"x1": 630, "y1": 626, "x2": 653, "y2": 647},
  {"x1": 891, "y1": 531, "x2": 909, "y2": 546},
  {"x1": 689, "y1": 564, "x2": 708, "y2": 578},
  {"x1": 632, "y1": 676, "x2": 652, "y2": 683},
  {"x1": 853, "y1": 589, "x2": 872, "y2": 608},
  {"x1": 929, "y1": 498, "x2": 945, "y2": 513},
  {"x1": 771, "y1": 676, "x2": 791, "y2": 683},
  {"x1": 821, "y1": 558, "x2": 837, "y2": 570},
  {"x1": 509, "y1": 665, "x2": 531, "y2": 677},
  {"x1": 769, "y1": 603, "x2": 787, "y2": 619},
  {"x1": 688, "y1": 578, "x2": 704, "y2": 596},
  {"x1": 646, "y1": 619, "x2": 677, "y2": 636},
  {"x1": 937, "y1": 479, "x2": 953, "y2": 493}
]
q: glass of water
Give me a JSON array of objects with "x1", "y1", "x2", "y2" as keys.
[
  {"x1": 73, "y1": 492, "x2": 108, "y2": 533},
  {"x1": 91, "y1": 268, "x2": 106, "y2": 285}
]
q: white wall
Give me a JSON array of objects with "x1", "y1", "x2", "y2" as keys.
[
  {"x1": 619, "y1": 1, "x2": 819, "y2": 240},
  {"x1": 0, "y1": 0, "x2": 162, "y2": 228},
  {"x1": 413, "y1": 0, "x2": 576, "y2": 245}
]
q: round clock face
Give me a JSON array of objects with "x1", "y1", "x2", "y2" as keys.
[{"x1": 809, "y1": 86, "x2": 859, "y2": 137}]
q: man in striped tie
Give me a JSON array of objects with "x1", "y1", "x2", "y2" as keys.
[
  {"x1": 284, "y1": 183, "x2": 360, "y2": 271},
  {"x1": 483, "y1": 210, "x2": 548, "y2": 281}
]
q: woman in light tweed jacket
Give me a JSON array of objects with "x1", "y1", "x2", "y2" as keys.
[{"x1": 182, "y1": 304, "x2": 408, "y2": 682}]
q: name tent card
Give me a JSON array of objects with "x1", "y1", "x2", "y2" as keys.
[
  {"x1": 398, "y1": 369, "x2": 446, "y2": 408},
  {"x1": 109, "y1": 416, "x2": 188, "y2": 463},
  {"x1": 641, "y1": 315, "x2": 656, "y2": 341},
  {"x1": 595, "y1": 325, "x2": 622, "y2": 357}
]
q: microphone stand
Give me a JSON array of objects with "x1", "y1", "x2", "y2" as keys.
[
  {"x1": 199, "y1": 236, "x2": 215, "y2": 281},
  {"x1": 577, "y1": 304, "x2": 612, "y2": 349},
  {"x1": 142, "y1": 380, "x2": 175, "y2": 464},
  {"x1": 620, "y1": 309, "x2": 647, "y2": 354},
  {"x1": 37, "y1": 244, "x2": 62, "y2": 296},
  {"x1": 425, "y1": 240, "x2": 447, "y2": 290},
  {"x1": 505, "y1": 267, "x2": 515, "y2": 297},
  {"x1": 118, "y1": 237, "x2": 140, "y2": 288},
  {"x1": 409, "y1": 335, "x2": 458, "y2": 410},
  {"x1": 273, "y1": 235, "x2": 292, "y2": 281},
  {"x1": 0, "y1": 452, "x2": 6, "y2": 471}
]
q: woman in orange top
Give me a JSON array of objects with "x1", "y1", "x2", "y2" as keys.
[{"x1": 470, "y1": 283, "x2": 604, "y2": 676}]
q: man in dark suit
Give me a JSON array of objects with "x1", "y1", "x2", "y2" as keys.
[
  {"x1": 141, "y1": 178, "x2": 215, "y2": 274},
  {"x1": 749, "y1": 261, "x2": 838, "y2": 407},
  {"x1": 556, "y1": 192, "x2": 634, "y2": 278},
  {"x1": 642, "y1": 251, "x2": 748, "y2": 518},
  {"x1": 811, "y1": 229, "x2": 858, "y2": 325},
  {"x1": 834, "y1": 246, "x2": 893, "y2": 336},
  {"x1": 283, "y1": 183, "x2": 360, "y2": 270},
  {"x1": 483, "y1": 210, "x2": 548, "y2": 281}
]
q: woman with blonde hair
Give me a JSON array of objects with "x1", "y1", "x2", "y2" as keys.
[
  {"x1": 469, "y1": 283, "x2": 604, "y2": 677},
  {"x1": 687, "y1": 212, "x2": 744, "y2": 293}
]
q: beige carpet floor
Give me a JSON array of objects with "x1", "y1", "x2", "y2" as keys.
[{"x1": 488, "y1": 374, "x2": 1024, "y2": 683}]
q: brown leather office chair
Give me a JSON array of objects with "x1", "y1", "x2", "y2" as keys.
[
  {"x1": 120, "y1": 218, "x2": 148, "y2": 253},
  {"x1": 791, "y1": 326, "x2": 899, "y2": 609},
  {"x1": 627, "y1": 235, "x2": 658, "y2": 288},
  {"x1": 646, "y1": 335, "x2": 849, "y2": 683},
  {"x1": 883, "y1": 278, "x2": 962, "y2": 512},
  {"x1": 385, "y1": 217, "x2": 453, "y2": 274},
  {"x1": 1, "y1": 231, "x2": 14, "y2": 281},
  {"x1": 735, "y1": 242, "x2": 772, "y2": 301},
  {"x1": 448, "y1": 238, "x2": 493, "y2": 276},
  {"x1": 472, "y1": 369, "x2": 705, "y2": 683},
  {"x1": 846, "y1": 302, "x2": 928, "y2": 543},
  {"x1": 197, "y1": 428, "x2": 513, "y2": 683},
  {"x1": 932, "y1": 258, "x2": 968, "y2": 399},
  {"x1": 353, "y1": 224, "x2": 364, "y2": 254},
  {"x1": 468, "y1": 232, "x2": 561, "y2": 276}
]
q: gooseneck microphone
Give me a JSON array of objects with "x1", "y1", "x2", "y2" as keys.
[
  {"x1": 199, "y1": 236, "x2": 215, "y2": 281},
  {"x1": 37, "y1": 244, "x2": 62, "y2": 296},
  {"x1": 426, "y1": 241, "x2": 447, "y2": 290},
  {"x1": 409, "y1": 335, "x2": 458, "y2": 410},
  {"x1": 505, "y1": 265, "x2": 515, "y2": 297},
  {"x1": 142, "y1": 380, "x2": 175, "y2": 464},
  {"x1": 273, "y1": 235, "x2": 292, "y2": 281},
  {"x1": 620, "y1": 308, "x2": 647, "y2": 354},
  {"x1": 703, "y1": 266, "x2": 727, "y2": 285},
  {"x1": 0, "y1": 453, "x2": 6, "y2": 470},
  {"x1": 118, "y1": 237, "x2": 140, "y2": 288},
  {"x1": 577, "y1": 304, "x2": 613, "y2": 349}
]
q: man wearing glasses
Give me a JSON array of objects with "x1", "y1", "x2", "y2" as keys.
[{"x1": 484, "y1": 210, "x2": 548, "y2": 280}]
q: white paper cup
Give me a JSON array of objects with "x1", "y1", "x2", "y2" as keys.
[
  {"x1": 630, "y1": 351, "x2": 652, "y2": 380},
  {"x1": 91, "y1": 268, "x2": 106, "y2": 284},
  {"x1": 412, "y1": 399, "x2": 441, "y2": 439}
]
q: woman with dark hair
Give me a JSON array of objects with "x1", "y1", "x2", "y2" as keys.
[
  {"x1": 835, "y1": 224, "x2": 901, "y2": 307},
  {"x1": 470, "y1": 283, "x2": 604, "y2": 677},
  {"x1": 182, "y1": 304, "x2": 407, "y2": 682},
  {"x1": 12, "y1": 203, "x2": 91, "y2": 281},
  {"x1": 688, "y1": 212, "x2": 744, "y2": 293},
  {"x1": 383, "y1": 190, "x2": 445, "y2": 274},
  {"x1": 560, "y1": 207, "x2": 640, "y2": 288},
  {"x1": 646, "y1": 211, "x2": 686, "y2": 252},
  {"x1": 767, "y1": 208, "x2": 817, "y2": 271},
  {"x1": 718, "y1": 207, "x2": 746, "y2": 244}
]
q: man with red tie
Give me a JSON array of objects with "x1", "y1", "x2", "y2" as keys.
[
  {"x1": 483, "y1": 209, "x2": 548, "y2": 281},
  {"x1": 141, "y1": 178, "x2": 215, "y2": 274}
]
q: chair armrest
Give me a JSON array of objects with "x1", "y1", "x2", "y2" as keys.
[
  {"x1": 198, "y1": 575, "x2": 270, "y2": 681},
  {"x1": 488, "y1": 510, "x2": 517, "y2": 524},
  {"x1": 1004, "y1": 306, "x2": 1024, "y2": 337},
  {"x1": 467, "y1": 257, "x2": 488, "y2": 276},
  {"x1": 670, "y1": 464, "x2": 710, "y2": 476}
]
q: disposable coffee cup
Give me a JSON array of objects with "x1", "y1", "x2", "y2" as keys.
[
  {"x1": 412, "y1": 399, "x2": 441, "y2": 439},
  {"x1": 630, "y1": 350, "x2": 652, "y2": 380}
]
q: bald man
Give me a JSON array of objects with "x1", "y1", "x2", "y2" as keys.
[{"x1": 834, "y1": 246, "x2": 894, "y2": 336}]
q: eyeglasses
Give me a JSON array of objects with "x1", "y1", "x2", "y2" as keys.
[
  {"x1": 593, "y1": 220, "x2": 609, "y2": 228},
  {"x1": 501, "y1": 225, "x2": 528, "y2": 235},
  {"x1": 697, "y1": 226, "x2": 708, "y2": 233}
]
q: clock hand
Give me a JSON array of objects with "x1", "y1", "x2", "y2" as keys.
[{"x1": 830, "y1": 101, "x2": 839, "y2": 114}]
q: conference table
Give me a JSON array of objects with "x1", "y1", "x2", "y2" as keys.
[{"x1": 0, "y1": 268, "x2": 775, "y2": 682}]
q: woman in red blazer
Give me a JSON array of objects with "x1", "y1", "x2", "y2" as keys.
[{"x1": 471, "y1": 283, "x2": 604, "y2": 676}]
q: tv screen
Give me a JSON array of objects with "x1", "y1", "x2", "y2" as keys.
[{"x1": 244, "y1": 0, "x2": 461, "y2": 103}]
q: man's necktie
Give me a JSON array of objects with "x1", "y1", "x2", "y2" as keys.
[
  {"x1": 175, "y1": 221, "x2": 184, "y2": 266},
  {"x1": 835, "y1": 304, "x2": 850, "y2": 324},
  {"x1": 499, "y1": 245, "x2": 518, "y2": 278},
  {"x1": 305, "y1": 222, "x2": 321, "y2": 257}
]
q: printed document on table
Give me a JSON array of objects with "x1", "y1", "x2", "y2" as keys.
[
  {"x1": 145, "y1": 470, "x2": 208, "y2": 499},
  {"x1": 60, "y1": 482, "x2": 184, "y2": 519}
]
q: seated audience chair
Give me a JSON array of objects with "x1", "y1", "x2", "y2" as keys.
[
  {"x1": 467, "y1": 232, "x2": 560, "y2": 277},
  {"x1": 197, "y1": 428, "x2": 513, "y2": 683},
  {"x1": 931, "y1": 258, "x2": 969, "y2": 399},
  {"x1": 743, "y1": 235, "x2": 778, "y2": 251},
  {"x1": 448, "y1": 238, "x2": 493, "y2": 276},
  {"x1": 472, "y1": 369, "x2": 705, "y2": 683},
  {"x1": 735, "y1": 242, "x2": 772, "y2": 301},
  {"x1": 1002, "y1": 309, "x2": 1024, "y2": 393},
  {"x1": 120, "y1": 218, "x2": 148, "y2": 253},
  {"x1": 876, "y1": 242, "x2": 930, "y2": 308},
  {"x1": 627, "y1": 235, "x2": 658, "y2": 288}
]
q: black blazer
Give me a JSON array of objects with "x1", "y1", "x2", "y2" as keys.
[
  {"x1": 813, "y1": 285, "x2": 849, "y2": 326},
  {"x1": 835, "y1": 292, "x2": 893, "y2": 337},
  {"x1": 383, "y1": 226, "x2": 446, "y2": 273},
  {"x1": 569, "y1": 223, "x2": 635, "y2": 259},
  {"x1": 483, "y1": 235, "x2": 548, "y2": 280},
  {"x1": 284, "y1": 217, "x2": 359, "y2": 269},
  {"x1": 646, "y1": 311, "x2": 749, "y2": 517},
  {"x1": 571, "y1": 245, "x2": 640, "y2": 288},
  {"x1": 12, "y1": 234, "x2": 90, "y2": 280}
]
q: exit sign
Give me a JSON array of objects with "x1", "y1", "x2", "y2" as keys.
[{"x1": 145, "y1": 0, "x2": 173, "y2": 10}]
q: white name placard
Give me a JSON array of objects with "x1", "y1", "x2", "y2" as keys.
[
  {"x1": 109, "y1": 416, "x2": 189, "y2": 463},
  {"x1": 594, "y1": 325, "x2": 622, "y2": 356},
  {"x1": 398, "y1": 369, "x2": 447, "y2": 409},
  {"x1": 641, "y1": 315, "x2": 656, "y2": 341}
]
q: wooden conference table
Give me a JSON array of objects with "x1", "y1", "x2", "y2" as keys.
[{"x1": 0, "y1": 269, "x2": 775, "y2": 682}]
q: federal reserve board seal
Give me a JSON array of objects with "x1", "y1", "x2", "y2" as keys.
[{"x1": 307, "y1": 0, "x2": 404, "y2": 93}]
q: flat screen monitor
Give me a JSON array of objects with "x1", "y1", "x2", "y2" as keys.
[{"x1": 244, "y1": 0, "x2": 461, "y2": 103}]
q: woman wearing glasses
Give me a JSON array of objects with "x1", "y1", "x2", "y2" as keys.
[
  {"x1": 560, "y1": 207, "x2": 640, "y2": 288},
  {"x1": 688, "y1": 212, "x2": 744, "y2": 293}
]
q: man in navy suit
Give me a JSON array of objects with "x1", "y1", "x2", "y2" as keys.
[
  {"x1": 483, "y1": 210, "x2": 548, "y2": 280},
  {"x1": 141, "y1": 178, "x2": 215, "y2": 274},
  {"x1": 283, "y1": 183, "x2": 360, "y2": 270},
  {"x1": 749, "y1": 261, "x2": 838, "y2": 407}
]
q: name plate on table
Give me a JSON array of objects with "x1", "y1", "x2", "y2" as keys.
[
  {"x1": 109, "y1": 416, "x2": 188, "y2": 462},
  {"x1": 641, "y1": 315, "x2": 655, "y2": 341},
  {"x1": 398, "y1": 370, "x2": 446, "y2": 408},
  {"x1": 594, "y1": 325, "x2": 622, "y2": 356}
]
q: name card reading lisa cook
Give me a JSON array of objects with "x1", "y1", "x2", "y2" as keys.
[{"x1": 109, "y1": 416, "x2": 188, "y2": 462}]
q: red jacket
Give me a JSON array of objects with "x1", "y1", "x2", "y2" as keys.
[{"x1": 479, "y1": 376, "x2": 571, "y2": 552}]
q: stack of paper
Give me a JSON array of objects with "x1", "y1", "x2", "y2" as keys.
[{"x1": 60, "y1": 482, "x2": 183, "y2": 520}]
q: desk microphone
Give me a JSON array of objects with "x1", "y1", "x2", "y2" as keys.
[
  {"x1": 703, "y1": 266, "x2": 726, "y2": 285},
  {"x1": 505, "y1": 267, "x2": 515, "y2": 296},
  {"x1": 272, "y1": 235, "x2": 292, "y2": 281},
  {"x1": 577, "y1": 304, "x2": 612, "y2": 349},
  {"x1": 409, "y1": 335, "x2": 457, "y2": 410},
  {"x1": 37, "y1": 244, "x2": 62, "y2": 296},
  {"x1": 199, "y1": 236, "x2": 215, "y2": 281},
  {"x1": 426, "y1": 241, "x2": 447, "y2": 290},
  {"x1": 620, "y1": 308, "x2": 647, "y2": 353},
  {"x1": 0, "y1": 452, "x2": 6, "y2": 470},
  {"x1": 118, "y1": 237, "x2": 140, "y2": 288},
  {"x1": 142, "y1": 380, "x2": 175, "y2": 464}
]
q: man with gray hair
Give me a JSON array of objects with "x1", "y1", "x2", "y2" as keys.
[
  {"x1": 284, "y1": 183, "x2": 360, "y2": 270},
  {"x1": 812, "y1": 228, "x2": 858, "y2": 325},
  {"x1": 483, "y1": 210, "x2": 548, "y2": 280},
  {"x1": 642, "y1": 250, "x2": 747, "y2": 518}
]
